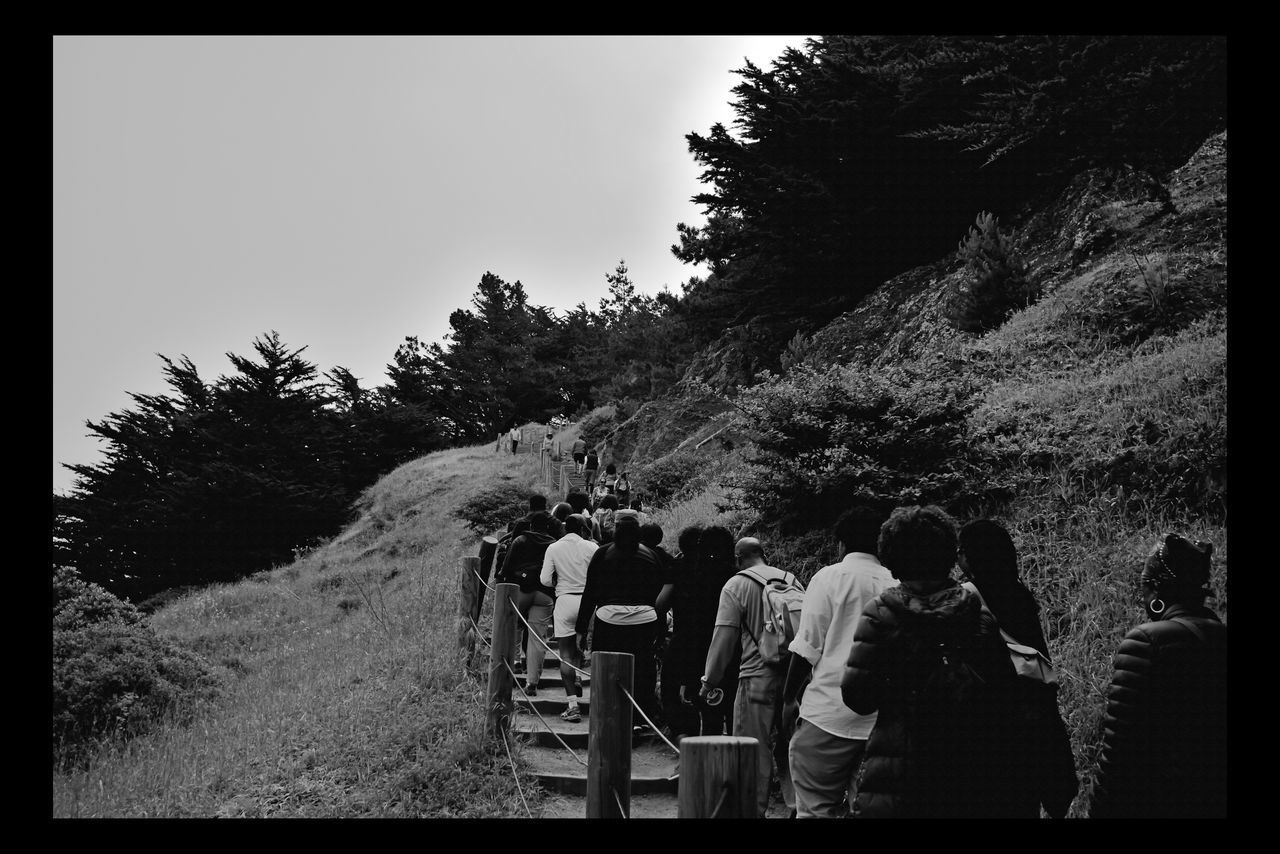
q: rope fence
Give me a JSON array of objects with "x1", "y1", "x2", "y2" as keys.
[
  {"x1": 498, "y1": 726, "x2": 533, "y2": 818},
  {"x1": 507, "y1": 595, "x2": 591, "y2": 680},
  {"x1": 466, "y1": 614, "x2": 492, "y2": 650},
  {"x1": 617, "y1": 682, "x2": 680, "y2": 756},
  {"x1": 471, "y1": 563, "x2": 497, "y2": 593},
  {"x1": 500, "y1": 658, "x2": 587, "y2": 767}
]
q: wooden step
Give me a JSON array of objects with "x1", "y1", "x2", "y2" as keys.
[{"x1": 519, "y1": 738, "x2": 681, "y2": 797}]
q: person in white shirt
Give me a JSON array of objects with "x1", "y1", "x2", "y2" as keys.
[
  {"x1": 784, "y1": 505, "x2": 894, "y2": 818},
  {"x1": 540, "y1": 515, "x2": 599, "y2": 722}
]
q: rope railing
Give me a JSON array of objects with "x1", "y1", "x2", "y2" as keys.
[
  {"x1": 711, "y1": 782, "x2": 730, "y2": 819},
  {"x1": 471, "y1": 563, "x2": 497, "y2": 593},
  {"x1": 611, "y1": 786, "x2": 628, "y2": 818},
  {"x1": 498, "y1": 725, "x2": 533, "y2": 818},
  {"x1": 500, "y1": 658, "x2": 587, "y2": 767},
  {"x1": 617, "y1": 682, "x2": 680, "y2": 756},
  {"x1": 466, "y1": 614, "x2": 492, "y2": 650},
  {"x1": 507, "y1": 595, "x2": 591, "y2": 680}
]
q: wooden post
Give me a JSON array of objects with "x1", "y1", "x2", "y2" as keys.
[
  {"x1": 677, "y1": 736, "x2": 759, "y2": 818},
  {"x1": 476, "y1": 536, "x2": 499, "y2": 623},
  {"x1": 586, "y1": 651, "x2": 634, "y2": 818},
  {"x1": 457, "y1": 556, "x2": 481, "y2": 663},
  {"x1": 485, "y1": 582, "x2": 520, "y2": 739}
]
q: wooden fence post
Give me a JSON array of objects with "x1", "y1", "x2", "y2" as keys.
[
  {"x1": 677, "y1": 736, "x2": 759, "y2": 818},
  {"x1": 485, "y1": 582, "x2": 520, "y2": 739},
  {"x1": 457, "y1": 556, "x2": 481, "y2": 664},
  {"x1": 586, "y1": 651, "x2": 633, "y2": 818},
  {"x1": 476, "y1": 536, "x2": 499, "y2": 622}
]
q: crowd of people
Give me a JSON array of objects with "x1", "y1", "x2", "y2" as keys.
[{"x1": 491, "y1": 432, "x2": 1228, "y2": 819}]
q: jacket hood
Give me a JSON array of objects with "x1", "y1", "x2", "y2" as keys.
[{"x1": 880, "y1": 580, "x2": 984, "y2": 639}]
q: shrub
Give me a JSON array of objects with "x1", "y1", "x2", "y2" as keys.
[
  {"x1": 736, "y1": 359, "x2": 1000, "y2": 534},
  {"x1": 453, "y1": 484, "x2": 535, "y2": 536},
  {"x1": 576, "y1": 404, "x2": 618, "y2": 449},
  {"x1": 630, "y1": 451, "x2": 707, "y2": 508},
  {"x1": 947, "y1": 211, "x2": 1038, "y2": 333},
  {"x1": 52, "y1": 568, "x2": 222, "y2": 764}
]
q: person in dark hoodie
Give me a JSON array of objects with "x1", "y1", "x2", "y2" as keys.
[
  {"x1": 958, "y1": 519, "x2": 1078, "y2": 818},
  {"x1": 841, "y1": 505, "x2": 1021, "y2": 818},
  {"x1": 497, "y1": 510, "x2": 558, "y2": 695},
  {"x1": 1088, "y1": 533, "x2": 1227, "y2": 818}
]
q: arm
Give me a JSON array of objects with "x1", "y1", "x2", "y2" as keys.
[
  {"x1": 783, "y1": 654, "x2": 814, "y2": 706},
  {"x1": 840, "y1": 602, "x2": 890, "y2": 715},
  {"x1": 539, "y1": 543, "x2": 556, "y2": 590},
  {"x1": 575, "y1": 549, "x2": 605, "y2": 641},
  {"x1": 1088, "y1": 628, "x2": 1155, "y2": 818},
  {"x1": 700, "y1": 624, "x2": 740, "y2": 695}
]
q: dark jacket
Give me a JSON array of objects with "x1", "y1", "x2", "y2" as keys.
[
  {"x1": 1089, "y1": 603, "x2": 1228, "y2": 818},
  {"x1": 841, "y1": 581, "x2": 1022, "y2": 818},
  {"x1": 497, "y1": 531, "x2": 557, "y2": 597}
]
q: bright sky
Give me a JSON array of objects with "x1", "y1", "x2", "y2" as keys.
[{"x1": 53, "y1": 34, "x2": 811, "y2": 495}]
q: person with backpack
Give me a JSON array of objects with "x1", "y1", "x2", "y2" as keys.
[
  {"x1": 571, "y1": 436, "x2": 588, "y2": 474},
  {"x1": 958, "y1": 519, "x2": 1077, "y2": 818},
  {"x1": 840, "y1": 505, "x2": 1021, "y2": 819},
  {"x1": 1088, "y1": 533, "x2": 1227, "y2": 818},
  {"x1": 601, "y1": 463, "x2": 620, "y2": 495},
  {"x1": 783, "y1": 505, "x2": 895, "y2": 818},
  {"x1": 591, "y1": 494, "x2": 620, "y2": 545},
  {"x1": 699, "y1": 537, "x2": 802, "y2": 818},
  {"x1": 496, "y1": 510, "x2": 559, "y2": 694},
  {"x1": 583, "y1": 448, "x2": 600, "y2": 491},
  {"x1": 614, "y1": 470, "x2": 632, "y2": 508}
]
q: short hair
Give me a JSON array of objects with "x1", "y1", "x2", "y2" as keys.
[
  {"x1": 677, "y1": 524, "x2": 704, "y2": 557},
  {"x1": 564, "y1": 515, "x2": 587, "y2": 537},
  {"x1": 605, "y1": 463, "x2": 617, "y2": 474},
  {"x1": 639, "y1": 522, "x2": 664, "y2": 548},
  {"x1": 878, "y1": 505, "x2": 958, "y2": 581},
  {"x1": 700, "y1": 526, "x2": 736, "y2": 571},
  {"x1": 630, "y1": 497, "x2": 643, "y2": 510},
  {"x1": 835, "y1": 505, "x2": 888, "y2": 556},
  {"x1": 527, "y1": 510, "x2": 553, "y2": 534},
  {"x1": 528, "y1": 494, "x2": 548, "y2": 512},
  {"x1": 566, "y1": 491, "x2": 589, "y2": 513},
  {"x1": 600, "y1": 494, "x2": 619, "y2": 511},
  {"x1": 958, "y1": 519, "x2": 1019, "y2": 585},
  {"x1": 551, "y1": 502, "x2": 573, "y2": 522}
]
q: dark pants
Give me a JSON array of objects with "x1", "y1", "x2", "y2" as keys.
[{"x1": 591, "y1": 620, "x2": 660, "y2": 726}]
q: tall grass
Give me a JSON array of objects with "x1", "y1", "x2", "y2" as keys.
[{"x1": 53, "y1": 443, "x2": 554, "y2": 818}]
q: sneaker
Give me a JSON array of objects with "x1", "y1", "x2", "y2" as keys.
[
  {"x1": 561, "y1": 707, "x2": 581, "y2": 723},
  {"x1": 525, "y1": 684, "x2": 538, "y2": 697}
]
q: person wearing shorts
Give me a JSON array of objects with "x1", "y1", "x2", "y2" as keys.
[
  {"x1": 541, "y1": 515, "x2": 599, "y2": 722},
  {"x1": 571, "y1": 437, "x2": 588, "y2": 474}
]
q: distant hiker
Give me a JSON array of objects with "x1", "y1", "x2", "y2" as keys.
[
  {"x1": 591, "y1": 494, "x2": 620, "y2": 544},
  {"x1": 699, "y1": 537, "x2": 797, "y2": 818},
  {"x1": 601, "y1": 463, "x2": 619, "y2": 494},
  {"x1": 496, "y1": 510, "x2": 558, "y2": 694},
  {"x1": 575, "y1": 512, "x2": 673, "y2": 728},
  {"x1": 583, "y1": 447, "x2": 600, "y2": 490},
  {"x1": 571, "y1": 436, "x2": 588, "y2": 474},
  {"x1": 629, "y1": 497, "x2": 649, "y2": 526},
  {"x1": 841, "y1": 505, "x2": 1021, "y2": 818},
  {"x1": 784, "y1": 505, "x2": 894, "y2": 819},
  {"x1": 1088, "y1": 533, "x2": 1227, "y2": 818},
  {"x1": 958, "y1": 519, "x2": 1077, "y2": 818},
  {"x1": 541, "y1": 514, "x2": 599, "y2": 723},
  {"x1": 565, "y1": 491, "x2": 595, "y2": 540},
  {"x1": 589, "y1": 480, "x2": 611, "y2": 515},
  {"x1": 615, "y1": 470, "x2": 632, "y2": 508},
  {"x1": 541, "y1": 430, "x2": 554, "y2": 461},
  {"x1": 508, "y1": 425, "x2": 521, "y2": 455}
]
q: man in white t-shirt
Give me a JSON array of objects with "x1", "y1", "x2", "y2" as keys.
[
  {"x1": 540, "y1": 515, "x2": 599, "y2": 723},
  {"x1": 783, "y1": 505, "x2": 894, "y2": 818}
]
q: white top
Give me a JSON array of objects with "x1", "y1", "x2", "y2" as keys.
[
  {"x1": 788, "y1": 552, "x2": 896, "y2": 740},
  {"x1": 540, "y1": 533, "x2": 598, "y2": 595}
]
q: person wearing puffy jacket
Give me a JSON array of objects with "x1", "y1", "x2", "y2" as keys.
[{"x1": 1088, "y1": 533, "x2": 1228, "y2": 818}]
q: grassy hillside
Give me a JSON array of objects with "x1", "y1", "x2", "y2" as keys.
[{"x1": 53, "y1": 438, "x2": 568, "y2": 818}]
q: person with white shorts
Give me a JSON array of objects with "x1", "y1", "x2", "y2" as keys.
[{"x1": 541, "y1": 515, "x2": 599, "y2": 722}]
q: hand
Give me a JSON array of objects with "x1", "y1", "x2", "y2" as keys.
[
  {"x1": 698, "y1": 679, "x2": 713, "y2": 700},
  {"x1": 575, "y1": 632, "x2": 587, "y2": 652}
]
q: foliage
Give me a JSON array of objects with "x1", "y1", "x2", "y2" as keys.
[
  {"x1": 575, "y1": 404, "x2": 618, "y2": 449},
  {"x1": 453, "y1": 484, "x2": 536, "y2": 537},
  {"x1": 629, "y1": 451, "x2": 707, "y2": 508},
  {"x1": 946, "y1": 211, "x2": 1038, "y2": 333},
  {"x1": 735, "y1": 358, "x2": 1000, "y2": 534},
  {"x1": 53, "y1": 568, "x2": 222, "y2": 765}
]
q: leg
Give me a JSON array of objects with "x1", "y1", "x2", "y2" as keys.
[
  {"x1": 553, "y1": 594, "x2": 584, "y2": 700},
  {"x1": 788, "y1": 719, "x2": 867, "y2": 818},
  {"x1": 525, "y1": 592, "x2": 553, "y2": 690},
  {"x1": 733, "y1": 675, "x2": 775, "y2": 818}
]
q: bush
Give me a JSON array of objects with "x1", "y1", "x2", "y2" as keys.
[
  {"x1": 947, "y1": 211, "x2": 1038, "y2": 333},
  {"x1": 454, "y1": 484, "x2": 536, "y2": 536},
  {"x1": 735, "y1": 359, "x2": 1001, "y2": 534},
  {"x1": 52, "y1": 568, "x2": 222, "y2": 764},
  {"x1": 576, "y1": 404, "x2": 617, "y2": 449},
  {"x1": 630, "y1": 451, "x2": 707, "y2": 508}
]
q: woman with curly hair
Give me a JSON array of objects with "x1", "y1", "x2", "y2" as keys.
[{"x1": 841, "y1": 505, "x2": 1020, "y2": 818}]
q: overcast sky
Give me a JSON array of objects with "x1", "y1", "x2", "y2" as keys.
[{"x1": 53, "y1": 35, "x2": 811, "y2": 495}]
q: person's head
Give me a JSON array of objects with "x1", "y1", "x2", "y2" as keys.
[
  {"x1": 1141, "y1": 533, "x2": 1213, "y2": 617},
  {"x1": 551, "y1": 502, "x2": 573, "y2": 523},
  {"x1": 528, "y1": 494, "x2": 548, "y2": 513},
  {"x1": 677, "y1": 525, "x2": 703, "y2": 560},
  {"x1": 957, "y1": 519, "x2": 1019, "y2": 587},
  {"x1": 630, "y1": 497, "x2": 643, "y2": 512},
  {"x1": 600, "y1": 494, "x2": 618, "y2": 512},
  {"x1": 613, "y1": 513, "x2": 641, "y2": 550},
  {"x1": 564, "y1": 514, "x2": 588, "y2": 538},
  {"x1": 734, "y1": 537, "x2": 766, "y2": 569},
  {"x1": 639, "y1": 522, "x2": 664, "y2": 549},
  {"x1": 834, "y1": 504, "x2": 888, "y2": 557},
  {"x1": 700, "y1": 526, "x2": 736, "y2": 573},
  {"x1": 606, "y1": 463, "x2": 617, "y2": 475},
  {"x1": 878, "y1": 505, "x2": 958, "y2": 583},
  {"x1": 547, "y1": 431, "x2": 553, "y2": 438},
  {"x1": 567, "y1": 491, "x2": 589, "y2": 514},
  {"x1": 527, "y1": 510, "x2": 553, "y2": 535}
]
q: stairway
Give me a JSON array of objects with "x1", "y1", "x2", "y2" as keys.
[{"x1": 510, "y1": 651, "x2": 681, "y2": 803}]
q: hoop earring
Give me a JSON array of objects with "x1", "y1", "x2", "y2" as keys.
[{"x1": 1148, "y1": 597, "x2": 1166, "y2": 615}]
